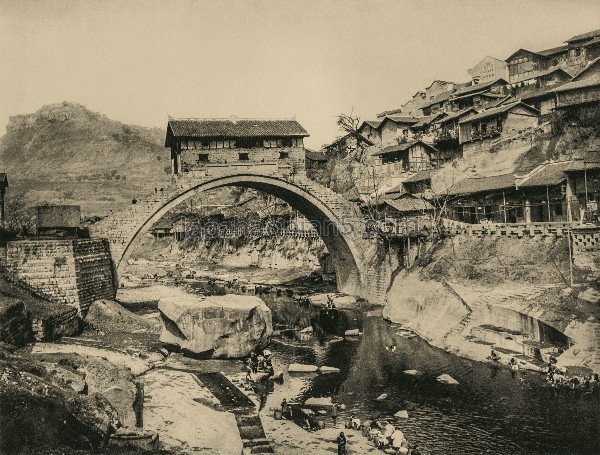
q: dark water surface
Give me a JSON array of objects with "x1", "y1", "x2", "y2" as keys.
[{"x1": 269, "y1": 304, "x2": 600, "y2": 455}]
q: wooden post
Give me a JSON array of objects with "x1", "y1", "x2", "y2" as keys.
[
  {"x1": 0, "y1": 187, "x2": 4, "y2": 227},
  {"x1": 546, "y1": 185, "x2": 552, "y2": 222},
  {"x1": 524, "y1": 198, "x2": 532, "y2": 223},
  {"x1": 502, "y1": 191, "x2": 507, "y2": 223},
  {"x1": 584, "y1": 162, "x2": 589, "y2": 220},
  {"x1": 565, "y1": 174, "x2": 574, "y2": 222}
]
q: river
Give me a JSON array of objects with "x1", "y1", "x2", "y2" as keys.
[{"x1": 136, "y1": 273, "x2": 600, "y2": 455}]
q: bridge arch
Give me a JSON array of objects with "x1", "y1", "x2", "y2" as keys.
[{"x1": 111, "y1": 174, "x2": 367, "y2": 296}]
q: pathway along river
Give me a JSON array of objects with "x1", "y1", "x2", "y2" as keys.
[{"x1": 183, "y1": 280, "x2": 600, "y2": 455}]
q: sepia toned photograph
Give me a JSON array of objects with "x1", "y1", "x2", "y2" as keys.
[{"x1": 1, "y1": 1, "x2": 600, "y2": 454}]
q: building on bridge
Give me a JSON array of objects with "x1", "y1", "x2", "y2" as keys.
[{"x1": 165, "y1": 118, "x2": 309, "y2": 179}]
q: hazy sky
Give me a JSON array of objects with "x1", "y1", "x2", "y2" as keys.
[{"x1": 1, "y1": 0, "x2": 599, "y2": 148}]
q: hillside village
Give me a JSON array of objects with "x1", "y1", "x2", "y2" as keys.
[{"x1": 309, "y1": 27, "x2": 600, "y2": 230}]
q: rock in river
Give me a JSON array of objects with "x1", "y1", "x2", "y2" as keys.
[
  {"x1": 437, "y1": 373, "x2": 459, "y2": 385},
  {"x1": 158, "y1": 292, "x2": 272, "y2": 358}
]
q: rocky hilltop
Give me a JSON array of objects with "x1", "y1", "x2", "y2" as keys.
[{"x1": 0, "y1": 102, "x2": 171, "y2": 216}]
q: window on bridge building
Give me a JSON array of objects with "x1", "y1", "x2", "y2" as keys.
[
  {"x1": 198, "y1": 153, "x2": 209, "y2": 163},
  {"x1": 238, "y1": 152, "x2": 250, "y2": 161},
  {"x1": 279, "y1": 151, "x2": 289, "y2": 159}
]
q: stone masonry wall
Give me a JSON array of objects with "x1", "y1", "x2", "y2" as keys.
[
  {"x1": 180, "y1": 147, "x2": 306, "y2": 172},
  {"x1": 6, "y1": 239, "x2": 116, "y2": 316}
]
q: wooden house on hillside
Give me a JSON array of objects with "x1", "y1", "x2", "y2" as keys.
[
  {"x1": 551, "y1": 57, "x2": 600, "y2": 109},
  {"x1": 458, "y1": 101, "x2": 539, "y2": 144}
]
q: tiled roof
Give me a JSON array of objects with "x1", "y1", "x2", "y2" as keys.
[
  {"x1": 403, "y1": 169, "x2": 432, "y2": 183},
  {"x1": 434, "y1": 107, "x2": 477, "y2": 125},
  {"x1": 571, "y1": 57, "x2": 600, "y2": 81},
  {"x1": 515, "y1": 66, "x2": 571, "y2": 82},
  {"x1": 385, "y1": 195, "x2": 434, "y2": 213},
  {"x1": 446, "y1": 173, "x2": 516, "y2": 196},
  {"x1": 384, "y1": 183, "x2": 404, "y2": 196},
  {"x1": 411, "y1": 114, "x2": 444, "y2": 129},
  {"x1": 518, "y1": 84, "x2": 565, "y2": 101},
  {"x1": 582, "y1": 36, "x2": 600, "y2": 48},
  {"x1": 376, "y1": 108, "x2": 404, "y2": 118},
  {"x1": 420, "y1": 90, "x2": 455, "y2": 109},
  {"x1": 372, "y1": 140, "x2": 438, "y2": 157},
  {"x1": 167, "y1": 119, "x2": 309, "y2": 139},
  {"x1": 452, "y1": 78, "x2": 508, "y2": 97},
  {"x1": 305, "y1": 150, "x2": 327, "y2": 162},
  {"x1": 372, "y1": 141, "x2": 418, "y2": 156},
  {"x1": 380, "y1": 115, "x2": 420, "y2": 126},
  {"x1": 517, "y1": 161, "x2": 600, "y2": 187},
  {"x1": 566, "y1": 29, "x2": 600, "y2": 43},
  {"x1": 505, "y1": 48, "x2": 547, "y2": 62},
  {"x1": 362, "y1": 120, "x2": 382, "y2": 129},
  {"x1": 538, "y1": 45, "x2": 569, "y2": 57},
  {"x1": 550, "y1": 73, "x2": 600, "y2": 92},
  {"x1": 459, "y1": 101, "x2": 539, "y2": 124}
]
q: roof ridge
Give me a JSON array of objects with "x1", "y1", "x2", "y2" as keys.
[{"x1": 169, "y1": 117, "x2": 300, "y2": 121}]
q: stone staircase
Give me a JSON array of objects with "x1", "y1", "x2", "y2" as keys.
[
  {"x1": 195, "y1": 372, "x2": 274, "y2": 454},
  {"x1": 235, "y1": 414, "x2": 273, "y2": 454}
]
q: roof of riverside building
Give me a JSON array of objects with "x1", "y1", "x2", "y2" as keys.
[
  {"x1": 445, "y1": 173, "x2": 516, "y2": 196},
  {"x1": 384, "y1": 194, "x2": 435, "y2": 213}
]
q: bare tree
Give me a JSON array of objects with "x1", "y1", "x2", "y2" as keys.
[
  {"x1": 4, "y1": 193, "x2": 34, "y2": 234},
  {"x1": 336, "y1": 111, "x2": 370, "y2": 162}
]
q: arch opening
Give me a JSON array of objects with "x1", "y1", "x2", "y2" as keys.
[{"x1": 116, "y1": 174, "x2": 363, "y2": 295}]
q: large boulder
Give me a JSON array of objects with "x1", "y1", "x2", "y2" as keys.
[
  {"x1": 158, "y1": 292, "x2": 272, "y2": 358},
  {"x1": 0, "y1": 298, "x2": 33, "y2": 346}
]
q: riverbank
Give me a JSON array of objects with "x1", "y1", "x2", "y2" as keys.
[{"x1": 384, "y1": 235, "x2": 600, "y2": 375}]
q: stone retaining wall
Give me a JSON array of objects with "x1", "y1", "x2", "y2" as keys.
[{"x1": 6, "y1": 239, "x2": 116, "y2": 316}]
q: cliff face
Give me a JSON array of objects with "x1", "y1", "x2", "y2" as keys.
[{"x1": 131, "y1": 234, "x2": 326, "y2": 272}]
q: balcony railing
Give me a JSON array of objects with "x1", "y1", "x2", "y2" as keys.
[{"x1": 441, "y1": 218, "x2": 581, "y2": 238}]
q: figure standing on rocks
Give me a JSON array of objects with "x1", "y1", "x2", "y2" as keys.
[
  {"x1": 337, "y1": 431, "x2": 347, "y2": 455},
  {"x1": 331, "y1": 402, "x2": 339, "y2": 428}
]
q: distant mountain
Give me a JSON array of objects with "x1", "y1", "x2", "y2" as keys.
[{"x1": 0, "y1": 102, "x2": 172, "y2": 216}]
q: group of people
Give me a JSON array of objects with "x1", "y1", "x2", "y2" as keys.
[
  {"x1": 488, "y1": 350, "x2": 521, "y2": 371},
  {"x1": 489, "y1": 349, "x2": 600, "y2": 395},
  {"x1": 246, "y1": 349, "x2": 274, "y2": 376},
  {"x1": 547, "y1": 365, "x2": 600, "y2": 394},
  {"x1": 343, "y1": 415, "x2": 421, "y2": 455}
]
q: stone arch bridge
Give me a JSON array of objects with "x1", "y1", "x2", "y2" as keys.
[{"x1": 89, "y1": 172, "x2": 389, "y2": 303}]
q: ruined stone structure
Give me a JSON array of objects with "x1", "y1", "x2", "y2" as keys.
[{"x1": 90, "y1": 118, "x2": 391, "y2": 303}]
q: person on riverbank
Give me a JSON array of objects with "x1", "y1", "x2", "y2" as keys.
[
  {"x1": 337, "y1": 431, "x2": 347, "y2": 455},
  {"x1": 331, "y1": 402, "x2": 339, "y2": 428},
  {"x1": 281, "y1": 398, "x2": 291, "y2": 419},
  {"x1": 488, "y1": 349, "x2": 500, "y2": 362}
]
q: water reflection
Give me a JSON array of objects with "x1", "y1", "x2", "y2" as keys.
[{"x1": 274, "y1": 313, "x2": 600, "y2": 455}]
